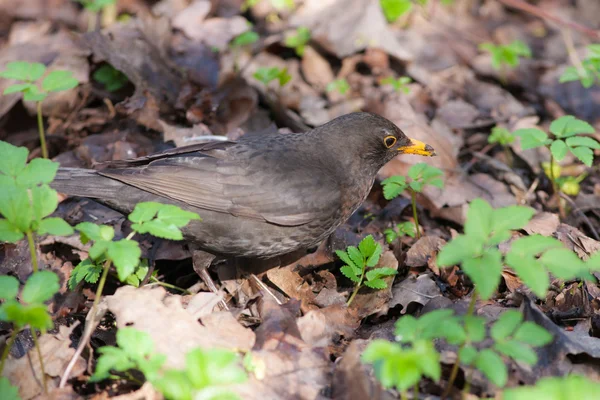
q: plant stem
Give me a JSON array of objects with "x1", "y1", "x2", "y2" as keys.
[
  {"x1": 442, "y1": 290, "x2": 478, "y2": 399},
  {"x1": 148, "y1": 276, "x2": 191, "y2": 294},
  {"x1": 347, "y1": 268, "x2": 366, "y2": 306},
  {"x1": 92, "y1": 259, "x2": 111, "y2": 313},
  {"x1": 26, "y1": 230, "x2": 38, "y2": 273},
  {"x1": 463, "y1": 369, "x2": 472, "y2": 398},
  {"x1": 410, "y1": 190, "x2": 421, "y2": 239},
  {"x1": 36, "y1": 101, "x2": 48, "y2": 159},
  {"x1": 414, "y1": 381, "x2": 419, "y2": 398},
  {"x1": 400, "y1": 390, "x2": 408, "y2": 400},
  {"x1": 0, "y1": 328, "x2": 18, "y2": 375},
  {"x1": 549, "y1": 154, "x2": 565, "y2": 219},
  {"x1": 31, "y1": 329, "x2": 48, "y2": 394}
]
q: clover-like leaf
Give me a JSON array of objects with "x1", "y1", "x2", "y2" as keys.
[
  {"x1": 0, "y1": 141, "x2": 28, "y2": 178},
  {"x1": 549, "y1": 115, "x2": 594, "y2": 138},
  {"x1": 0, "y1": 61, "x2": 46, "y2": 81},
  {"x1": 515, "y1": 128, "x2": 549, "y2": 150},
  {"x1": 475, "y1": 349, "x2": 507, "y2": 387},
  {"x1": 550, "y1": 139, "x2": 568, "y2": 161},
  {"x1": 22, "y1": 270, "x2": 60, "y2": 304},
  {"x1": 42, "y1": 70, "x2": 79, "y2": 93},
  {"x1": 570, "y1": 146, "x2": 594, "y2": 166}
]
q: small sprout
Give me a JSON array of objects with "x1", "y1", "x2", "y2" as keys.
[
  {"x1": 284, "y1": 27, "x2": 311, "y2": 56},
  {"x1": 336, "y1": 235, "x2": 397, "y2": 305},
  {"x1": 326, "y1": 78, "x2": 351, "y2": 95},
  {"x1": 231, "y1": 30, "x2": 260, "y2": 47},
  {"x1": 253, "y1": 67, "x2": 292, "y2": 87},
  {"x1": 93, "y1": 64, "x2": 129, "y2": 92},
  {"x1": 0, "y1": 62, "x2": 79, "y2": 159},
  {"x1": 479, "y1": 40, "x2": 532, "y2": 70},
  {"x1": 381, "y1": 163, "x2": 444, "y2": 238},
  {"x1": 488, "y1": 126, "x2": 515, "y2": 146},
  {"x1": 381, "y1": 76, "x2": 412, "y2": 93},
  {"x1": 68, "y1": 258, "x2": 104, "y2": 289},
  {"x1": 74, "y1": 0, "x2": 115, "y2": 12},
  {"x1": 559, "y1": 44, "x2": 600, "y2": 89},
  {"x1": 379, "y1": 0, "x2": 412, "y2": 23},
  {"x1": 384, "y1": 221, "x2": 416, "y2": 244}
]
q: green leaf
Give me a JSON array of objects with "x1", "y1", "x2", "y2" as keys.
[
  {"x1": 566, "y1": 136, "x2": 600, "y2": 149},
  {"x1": 340, "y1": 265, "x2": 360, "y2": 282},
  {"x1": 24, "y1": 303, "x2": 54, "y2": 330},
  {"x1": 76, "y1": 222, "x2": 114, "y2": 243},
  {"x1": 232, "y1": 31, "x2": 259, "y2": 47},
  {"x1": 22, "y1": 86, "x2": 47, "y2": 102},
  {"x1": 409, "y1": 181, "x2": 423, "y2": 192},
  {"x1": 90, "y1": 346, "x2": 135, "y2": 382},
  {"x1": 366, "y1": 267, "x2": 397, "y2": 281},
  {"x1": 0, "y1": 377, "x2": 20, "y2": 400},
  {"x1": 459, "y1": 345, "x2": 478, "y2": 366},
  {"x1": 22, "y1": 270, "x2": 59, "y2": 304},
  {"x1": 464, "y1": 316, "x2": 486, "y2": 342},
  {"x1": 284, "y1": 27, "x2": 311, "y2": 56},
  {"x1": 549, "y1": 115, "x2": 594, "y2": 138},
  {"x1": 42, "y1": 70, "x2": 79, "y2": 92},
  {"x1": 0, "y1": 219, "x2": 24, "y2": 243},
  {"x1": 4, "y1": 82, "x2": 35, "y2": 94},
  {"x1": 413, "y1": 340, "x2": 441, "y2": 381},
  {"x1": 464, "y1": 198, "x2": 493, "y2": 238},
  {"x1": 0, "y1": 184, "x2": 32, "y2": 232},
  {"x1": 326, "y1": 78, "x2": 350, "y2": 95},
  {"x1": 515, "y1": 128, "x2": 549, "y2": 150},
  {"x1": 494, "y1": 340, "x2": 537, "y2": 365},
  {"x1": 347, "y1": 246, "x2": 365, "y2": 271},
  {"x1": 381, "y1": 175, "x2": 408, "y2": 199},
  {"x1": 491, "y1": 310, "x2": 522, "y2": 341},
  {"x1": 0, "y1": 141, "x2": 28, "y2": 177},
  {"x1": 491, "y1": 205, "x2": 535, "y2": 233},
  {"x1": 335, "y1": 249, "x2": 357, "y2": 271},
  {"x1": 539, "y1": 248, "x2": 584, "y2": 279},
  {"x1": 253, "y1": 67, "x2": 282, "y2": 85},
  {"x1": 0, "y1": 275, "x2": 19, "y2": 300},
  {"x1": 108, "y1": 240, "x2": 141, "y2": 282},
  {"x1": 0, "y1": 61, "x2": 46, "y2": 81},
  {"x1": 380, "y1": 0, "x2": 412, "y2": 22},
  {"x1": 408, "y1": 163, "x2": 427, "y2": 180},
  {"x1": 474, "y1": 349, "x2": 507, "y2": 387},
  {"x1": 550, "y1": 139, "x2": 568, "y2": 161},
  {"x1": 513, "y1": 322, "x2": 553, "y2": 346},
  {"x1": 461, "y1": 248, "x2": 503, "y2": 300},
  {"x1": 559, "y1": 66, "x2": 582, "y2": 83},
  {"x1": 505, "y1": 254, "x2": 549, "y2": 298},
  {"x1": 570, "y1": 146, "x2": 595, "y2": 167},
  {"x1": 508, "y1": 235, "x2": 563, "y2": 256},
  {"x1": 93, "y1": 64, "x2": 129, "y2": 92},
  {"x1": 364, "y1": 278, "x2": 388, "y2": 289},
  {"x1": 437, "y1": 235, "x2": 483, "y2": 267},
  {"x1": 117, "y1": 327, "x2": 155, "y2": 360},
  {"x1": 503, "y1": 375, "x2": 600, "y2": 400},
  {"x1": 31, "y1": 184, "x2": 58, "y2": 222},
  {"x1": 358, "y1": 235, "x2": 377, "y2": 258},
  {"x1": 16, "y1": 158, "x2": 59, "y2": 187},
  {"x1": 152, "y1": 370, "x2": 193, "y2": 400},
  {"x1": 128, "y1": 202, "x2": 163, "y2": 223},
  {"x1": 130, "y1": 203, "x2": 200, "y2": 240},
  {"x1": 68, "y1": 258, "x2": 103, "y2": 289},
  {"x1": 394, "y1": 315, "x2": 418, "y2": 342},
  {"x1": 37, "y1": 217, "x2": 74, "y2": 236}
]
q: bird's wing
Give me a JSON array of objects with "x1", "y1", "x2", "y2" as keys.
[{"x1": 99, "y1": 143, "x2": 341, "y2": 227}]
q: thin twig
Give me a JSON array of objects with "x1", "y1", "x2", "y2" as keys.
[
  {"x1": 31, "y1": 330, "x2": 47, "y2": 394},
  {"x1": 250, "y1": 274, "x2": 282, "y2": 305},
  {"x1": 560, "y1": 193, "x2": 600, "y2": 240}
]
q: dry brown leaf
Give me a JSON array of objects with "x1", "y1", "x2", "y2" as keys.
[
  {"x1": 405, "y1": 236, "x2": 446, "y2": 267},
  {"x1": 524, "y1": 212, "x2": 560, "y2": 236},
  {"x1": 389, "y1": 273, "x2": 442, "y2": 313}
]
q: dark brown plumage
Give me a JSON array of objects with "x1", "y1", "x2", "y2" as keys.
[{"x1": 52, "y1": 112, "x2": 435, "y2": 258}]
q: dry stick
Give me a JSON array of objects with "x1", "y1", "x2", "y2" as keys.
[
  {"x1": 560, "y1": 193, "x2": 600, "y2": 241},
  {"x1": 442, "y1": 290, "x2": 478, "y2": 399},
  {"x1": 26, "y1": 230, "x2": 38, "y2": 273},
  {"x1": 497, "y1": 0, "x2": 600, "y2": 40},
  {"x1": 561, "y1": 29, "x2": 587, "y2": 79}
]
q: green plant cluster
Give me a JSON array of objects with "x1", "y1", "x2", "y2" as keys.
[
  {"x1": 326, "y1": 78, "x2": 350, "y2": 95},
  {"x1": 284, "y1": 27, "x2": 311, "y2": 56},
  {"x1": 479, "y1": 40, "x2": 532, "y2": 70},
  {"x1": 93, "y1": 64, "x2": 129, "y2": 92},
  {"x1": 337, "y1": 235, "x2": 397, "y2": 305},
  {"x1": 384, "y1": 221, "x2": 416, "y2": 244},
  {"x1": 503, "y1": 374, "x2": 600, "y2": 400},
  {"x1": 253, "y1": 67, "x2": 292, "y2": 87},
  {"x1": 379, "y1": 0, "x2": 454, "y2": 23},
  {"x1": 559, "y1": 44, "x2": 600, "y2": 88},
  {"x1": 74, "y1": 0, "x2": 115, "y2": 12},
  {"x1": 381, "y1": 76, "x2": 412, "y2": 94},
  {"x1": 92, "y1": 327, "x2": 247, "y2": 400}
]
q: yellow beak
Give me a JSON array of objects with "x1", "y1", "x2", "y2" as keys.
[{"x1": 397, "y1": 138, "x2": 436, "y2": 157}]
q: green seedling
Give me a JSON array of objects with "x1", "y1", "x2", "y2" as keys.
[
  {"x1": 93, "y1": 327, "x2": 247, "y2": 400},
  {"x1": 241, "y1": 0, "x2": 294, "y2": 12},
  {"x1": 0, "y1": 62, "x2": 79, "y2": 159},
  {"x1": 0, "y1": 271, "x2": 61, "y2": 394},
  {"x1": 284, "y1": 27, "x2": 311, "y2": 56},
  {"x1": 253, "y1": 67, "x2": 292, "y2": 87},
  {"x1": 514, "y1": 115, "x2": 597, "y2": 216},
  {"x1": 381, "y1": 163, "x2": 444, "y2": 239},
  {"x1": 479, "y1": 40, "x2": 531, "y2": 82},
  {"x1": 0, "y1": 377, "x2": 20, "y2": 400},
  {"x1": 326, "y1": 78, "x2": 350, "y2": 95},
  {"x1": 93, "y1": 64, "x2": 129, "y2": 92},
  {"x1": 231, "y1": 30, "x2": 259, "y2": 47},
  {"x1": 0, "y1": 141, "x2": 75, "y2": 272},
  {"x1": 488, "y1": 126, "x2": 515, "y2": 166},
  {"x1": 74, "y1": 0, "x2": 116, "y2": 30},
  {"x1": 384, "y1": 221, "x2": 416, "y2": 244},
  {"x1": 380, "y1": 0, "x2": 454, "y2": 23},
  {"x1": 381, "y1": 76, "x2": 412, "y2": 94},
  {"x1": 503, "y1": 374, "x2": 600, "y2": 400},
  {"x1": 559, "y1": 44, "x2": 600, "y2": 89},
  {"x1": 336, "y1": 235, "x2": 397, "y2": 306}
]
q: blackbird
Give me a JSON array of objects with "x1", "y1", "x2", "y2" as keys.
[{"x1": 52, "y1": 112, "x2": 435, "y2": 258}]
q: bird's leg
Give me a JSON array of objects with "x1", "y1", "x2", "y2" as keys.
[{"x1": 192, "y1": 249, "x2": 228, "y2": 310}]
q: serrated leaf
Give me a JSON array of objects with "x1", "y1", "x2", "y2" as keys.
[
  {"x1": 566, "y1": 136, "x2": 600, "y2": 149},
  {"x1": 550, "y1": 139, "x2": 568, "y2": 161},
  {"x1": 364, "y1": 278, "x2": 387, "y2": 289},
  {"x1": 90, "y1": 346, "x2": 135, "y2": 382},
  {"x1": 365, "y1": 267, "x2": 397, "y2": 281},
  {"x1": 31, "y1": 184, "x2": 58, "y2": 222},
  {"x1": 335, "y1": 250, "x2": 357, "y2": 270},
  {"x1": 22, "y1": 270, "x2": 59, "y2": 304},
  {"x1": 358, "y1": 235, "x2": 378, "y2": 258},
  {"x1": 0, "y1": 184, "x2": 31, "y2": 232},
  {"x1": 15, "y1": 158, "x2": 59, "y2": 187},
  {"x1": 381, "y1": 175, "x2": 408, "y2": 199},
  {"x1": 505, "y1": 253, "x2": 549, "y2": 298},
  {"x1": 491, "y1": 310, "x2": 523, "y2": 341},
  {"x1": 340, "y1": 265, "x2": 360, "y2": 282},
  {"x1": 539, "y1": 248, "x2": 584, "y2": 279},
  {"x1": 128, "y1": 201, "x2": 162, "y2": 223},
  {"x1": 570, "y1": 146, "x2": 594, "y2": 166},
  {"x1": 459, "y1": 345, "x2": 478, "y2": 366},
  {"x1": 437, "y1": 235, "x2": 483, "y2": 267},
  {"x1": 42, "y1": 70, "x2": 79, "y2": 92},
  {"x1": 37, "y1": 217, "x2": 74, "y2": 236},
  {"x1": 508, "y1": 235, "x2": 563, "y2": 257},
  {"x1": 409, "y1": 180, "x2": 423, "y2": 192},
  {"x1": 347, "y1": 246, "x2": 364, "y2": 270},
  {"x1": 465, "y1": 198, "x2": 493, "y2": 238},
  {"x1": 515, "y1": 128, "x2": 549, "y2": 149},
  {"x1": 0, "y1": 61, "x2": 46, "y2": 81},
  {"x1": 22, "y1": 86, "x2": 47, "y2": 102},
  {"x1": 461, "y1": 248, "x2": 503, "y2": 300},
  {"x1": 117, "y1": 327, "x2": 155, "y2": 359},
  {"x1": 513, "y1": 322, "x2": 553, "y2": 346},
  {"x1": 394, "y1": 315, "x2": 418, "y2": 342},
  {"x1": 0, "y1": 141, "x2": 28, "y2": 177},
  {"x1": 490, "y1": 205, "x2": 535, "y2": 233},
  {"x1": 4, "y1": 82, "x2": 35, "y2": 94},
  {"x1": 0, "y1": 275, "x2": 19, "y2": 300},
  {"x1": 132, "y1": 220, "x2": 183, "y2": 240},
  {"x1": 108, "y1": 240, "x2": 141, "y2": 282},
  {"x1": 0, "y1": 219, "x2": 24, "y2": 243},
  {"x1": 494, "y1": 340, "x2": 537, "y2": 365},
  {"x1": 475, "y1": 349, "x2": 507, "y2": 387},
  {"x1": 408, "y1": 163, "x2": 427, "y2": 180},
  {"x1": 549, "y1": 115, "x2": 594, "y2": 137}
]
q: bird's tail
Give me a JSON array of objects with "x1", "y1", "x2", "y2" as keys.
[{"x1": 51, "y1": 168, "x2": 123, "y2": 201}]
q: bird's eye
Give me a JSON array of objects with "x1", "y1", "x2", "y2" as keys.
[{"x1": 383, "y1": 135, "x2": 397, "y2": 148}]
